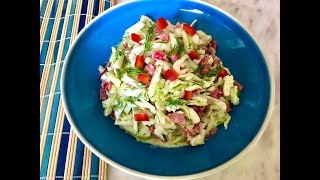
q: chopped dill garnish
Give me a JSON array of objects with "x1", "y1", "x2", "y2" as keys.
[
  {"x1": 125, "y1": 96, "x2": 138, "y2": 104},
  {"x1": 166, "y1": 98, "x2": 186, "y2": 107},
  {"x1": 144, "y1": 22, "x2": 156, "y2": 53},
  {"x1": 116, "y1": 69, "x2": 126, "y2": 78},
  {"x1": 114, "y1": 100, "x2": 124, "y2": 110},
  {"x1": 167, "y1": 45, "x2": 179, "y2": 57},
  {"x1": 194, "y1": 66, "x2": 222, "y2": 78},
  {"x1": 126, "y1": 67, "x2": 145, "y2": 76},
  {"x1": 167, "y1": 42, "x2": 186, "y2": 58}
]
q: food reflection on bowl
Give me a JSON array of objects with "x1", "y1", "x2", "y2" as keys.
[{"x1": 61, "y1": 0, "x2": 274, "y2": 179}]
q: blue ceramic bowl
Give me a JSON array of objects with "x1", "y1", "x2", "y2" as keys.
[{"x1": 61, "y1": 0, "x2": 275, "y2": 179}]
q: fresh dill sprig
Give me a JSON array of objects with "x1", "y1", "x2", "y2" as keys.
[
  {"x1": 114, "y1": 100, "x2": 124, "y2": 110},
  {"x1": 125, "y1": 96, "x2": 138, "y2": 104},
  {"x1": 177, "y1": 43, "x2": 187, "y2": 57},
  {"x1": 167, "y1": 42, "x2": 186, "y2": 58},
  {"x1": 166, "y1": 98, "x2": 186, "y2": 107},
  {"x1": 167, "y1": 45, "x2": 179, "y2": 57},
  {"x1": 194, "y1": 66, "x2": 222, "y2": 78},
  {"x1": 126, "y1": 67, "x2": 145, "y2": 76},
  {"x1": 114, "y1": 48, "x2": 124, "y2": 61},
  {"x1": 116, "y1": 69, "x2": 126, "y2": 78},
  {"x1": 144, "y1": 22, "x2": 156, "y2": 53},
  {"x1": 193, "y1": 65, "x2": 202, "y2": 74},
  {"x1": 206, "y1": 66, "x2": 222, "y2": 77}
]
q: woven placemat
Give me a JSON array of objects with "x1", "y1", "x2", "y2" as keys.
[{"x1": 40, "y1": 0, "x2": 114, "y2": 179}]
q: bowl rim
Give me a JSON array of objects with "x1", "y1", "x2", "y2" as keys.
[{"x1": 60, "y1": 0, "x2": 275, "y2": 179}]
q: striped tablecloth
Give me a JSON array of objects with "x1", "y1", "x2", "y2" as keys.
[{"x1": 40, "y1": 0, "x2": 114, "y2": 179}]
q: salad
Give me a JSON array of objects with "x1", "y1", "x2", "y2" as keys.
[{"x1": 98, "y1": 15, "x2": 243, "y2": 147}]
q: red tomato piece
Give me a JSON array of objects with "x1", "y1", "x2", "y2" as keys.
[
  {"x1": 131, "y1": 33, "x2": 141, "y2": 43},
  {"x1": 138, "y1": 73, "x2": 151, "y2": 86},
  {"x1": 188, "y1": 50, "x2": 200, "y2": 59},
  {"x1": 217, "y1": 68, "x2": 228, "y2": 78},
  {"x1": 182, "y1": 23, "x2": 196, "y2": 36},
  {"x1": 184, "y1": 90, "x2": 193, "y2": 100},
  {"x1": 135, "y1": 55, "x2": 145, "y2": 68},
  {"x1": 164, "y1": 68, "x2": 179, "y2": 81},
  {"x1": 157, "y1": 17, "x2": 168, "y2": 30},
  {"x1": 134, "y1": 113, "x2": 149, "y2": 121}
]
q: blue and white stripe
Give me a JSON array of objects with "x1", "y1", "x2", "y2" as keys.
[{"x1": 40, "y1": 1, "x2": 111, "y2": 179}]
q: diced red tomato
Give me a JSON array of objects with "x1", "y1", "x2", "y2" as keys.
[
  {"x1": 145, "y1": 63, "x2": 156, "y2": 75},
  {"x1": 211, "y1": 88, "x2": 223, "y2": 99},
  {"x1": 152, "y1": 51, "x2": 167, "y2": 61},
  {"x1": 192, "y1": 89, "x2": 201, "y2": 96},
  {"x1": 199, "y1": 55, "x2": 209, "y2": 65},
  {"x1": 205, "y1": 127, "x2": 217, "y2": 139},
  {"x1": 193, "y1": 123, "x2": 201, "y2": 134},
  {"x1": 217, "y1": 68, "x2": 228, "y2": 78},
  {"x1": 138, "y1": 73, "x2": 151, "y2": 86},
  {"x1": 234, "y1": 80, "x2": 243, "y2": 91},
  {"x1": 209, "y1": 39, "x2": 217, "y2": 51},
  {"x1": 182, "y1": 23, "x2": 196, "y2": 36},
  {"x1": 135, "y1": 55, "x2": 145, "y2": 68},
  {"x1": 226, "y1": 103, "x2": 232, "y2": 112},
  {"x1": 157, "y1": 33, "x2": 170, "y2": 41},
  {"x1": 188, "y1": 50, "x2": 200, "y2": 59},
  {"x1": 186, "y1": 140, "x2": 191, "y2": 146},
  {"x1": 184, "y1": 90, "x2": 193, "y2": 100},
  {"x1": 164, "y1": 68, "x2": 179, "y2": 81},
  {"x1": 167, "y1": 113, "x2": 186, "y2": 125},
  {"x1": 134, "y1": 113, "x2": 149, "y2": 121},
  {"x1": 103, "y1": 81, "x2": 113, "y2": 91},
  {"x1": 131, "y1": 33, "x2": 141, "y2": 43},
  {"x1": 170, "y1": 52, "x2": 179, "y2": 62},
  {"x1": 200, "y1": 65, "x2": 211, "y2": 75},
  {"x1": 157, "y1": 17, "x2": 168, "y2": 30},
  {"x1": 100, "y1": 88, "x2": 108, "y2": 100}
]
